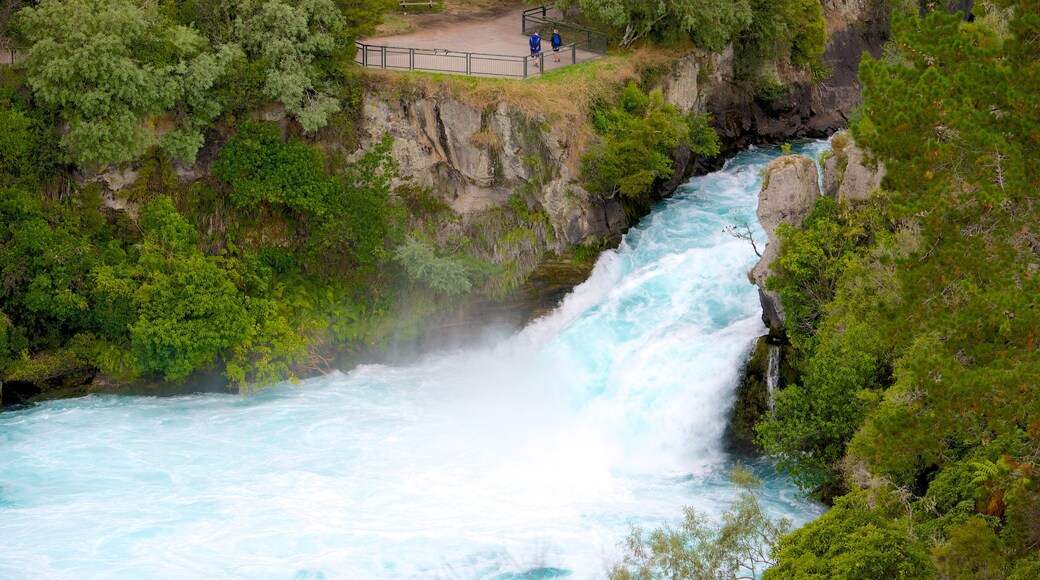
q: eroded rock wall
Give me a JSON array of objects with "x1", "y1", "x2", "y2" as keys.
[
  {"x1": 750, "y1": 155, "x2": 822, "y2": 331},
  {"x1": 659, "y1": 0, "x2": 887, "y2": 160},
  {"x1": 360, "y1": 94, "x2": 626, "y2": 249}
]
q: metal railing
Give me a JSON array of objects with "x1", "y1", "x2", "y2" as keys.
[
  {"x1": 354, "y1": 42, "x2": 580, "y2": 79},
  {"x1": 521, "y1": 6, "x2": 608, "y2": 55},
  {"x1": 351, "y1": 6, "x2": 607, "y2": 78}
]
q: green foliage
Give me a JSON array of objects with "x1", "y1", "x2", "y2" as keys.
[
  {"x1": 571, "y1": 237, "x2": 611, "y2": 265},
  {"x1": 766, "y1": 493, "x2": 933, "y2": 579},
  {"x1": 737, "y1": 0, "x2": 827, "y2": 89},
  {"x1": 18, "y1": 0, "x2": 232, "y2": 165},
  {"x1": 766, "y1": 197, "x2": 869, "y2": 350},
  {"x1": 129, "y1": 251, "x2": 250, "y2": 382},
  {"x1": 583, "y1": 83, "x2": 719, "y2": 214},
  {"x1": 757, "y1": 2, "x2": 1040, "y2": 574},
  {"x1": 556, "y1": 0, "x2": 751, "y2": 50},
  {"x1": 214, "y1": 125, "x2": 399, "y2": 275},
  {"x1": 932, "y1": 516, "x2": 1008, "y2": 579},
  {"x1": 394, "y1": 235, "x2": 485, "y2": 296},
  {"x1": 232, "y1": 0, "x2": 345, "y2": 131},
  {"x1": 609, "y1": 466, "x2": 791, "y2": 580},
  {"x1": 0, "y1": 86, "x2": 60, "y2": 187},
  {"x1": 15, "y1": 0, "x2": 394, "y2": 165},
  {"x1": 0, "y1": 311, "x2": 28, "y2": 375},
  {"x1": 213, "y1": 121, "x2": 333, "y2": 215},
  {"x1": 0, "y1": 187, "x2": 98, "y2": 347}
]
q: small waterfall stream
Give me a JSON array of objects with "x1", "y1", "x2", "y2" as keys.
[{"x1": 766, "y1": 344, "x2": 781, "y2": 416}]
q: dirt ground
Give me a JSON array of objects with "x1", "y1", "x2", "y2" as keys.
[{"x1": 367, "y1": 1, "x2": 557, "y2": 57}]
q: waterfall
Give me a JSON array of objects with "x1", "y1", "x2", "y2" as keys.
[{"x1": 0, "y1": 143, "x2": 830, "y2": 578}]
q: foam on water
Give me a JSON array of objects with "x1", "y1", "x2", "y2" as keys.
[{"x1": 0, "y1": 143, "x2": 829, "y2": 578}]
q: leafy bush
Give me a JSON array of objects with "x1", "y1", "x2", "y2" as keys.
[
  {"x1": 757, "y1": 4, "x2": 1040, "y2": 574},
  {"x1": 583, "y1": 83, "x2": 719, "y2": 214},
  {"x1": 610, "y1": 466, "x2": 791, "y2": 579},
  {"x1": 766, "y1": 493, "x2": 933, "y2": 579},
  {"x1": 556, "y1": 0, "x2": 752, "y2": 49},
  {"x1": 395, "y1": 236, "x2": 485, "y2": 296},
  {"x1": 18, "y1": 0, "x2": 233, "y2": 165},
  {"x1": 213, "y1": 121, "x2": 333, "y2": 216}
]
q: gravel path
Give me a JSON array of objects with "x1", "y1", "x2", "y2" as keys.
[
  {"x1": 360, "y1": 4, "x2": 596, "y2": 76},
  {"x1": 368, "y1": 6, "x2": 533, "y2": 57}
]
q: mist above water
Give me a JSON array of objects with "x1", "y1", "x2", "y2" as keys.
[{"x1": 0, "y1": 144, "x2": 828, "y2": 579}]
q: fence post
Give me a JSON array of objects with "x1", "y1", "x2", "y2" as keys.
[
  {"x1": 571, "y1": 44, "x2": 575, "y2": 64},
  {"x1": 523, "y1": 56, "x2": 527, "y2": 79},
  {"x1": 539, "y1": 51, "x2": 544, "y2": 74},
  {"x1": 466, "y1": 53, "x2": 471, "y2": 75},
  {"x1": 409, "y1": 47, "x2": 414, "y2": 70},
  {"x1": 521, "y1": 13, "x2": 526, "y2": 34},
  {"x1": 541, "y1": 5, "x2": 546, "y2": 18},
  {"x1": 380, "y1": 45, "x2": 386, "y2": 69}
]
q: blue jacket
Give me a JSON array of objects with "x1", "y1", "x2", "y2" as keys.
[
  {"x1": 529, "y1": 34, "x2": 540, "y2": 50},
  {"x1": 551, "y1": 33, "x2": 562, "y2": 49}
]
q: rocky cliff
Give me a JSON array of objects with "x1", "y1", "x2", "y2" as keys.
[
  {"x1": 750, "y1": 155, "x2": 822, "y2": 331},
  {"x1": 357, "y1": 89, "x2": 626, "y2": 250},
  {"x1": 355, "y1": 0, "x2": 887, "y2": 258},
  {"x1": 750, "y1": 134, "x2": 883, "y2": 333},
  {"x1": 822, "y1": 131, "x2": 885, "y2": 204}
]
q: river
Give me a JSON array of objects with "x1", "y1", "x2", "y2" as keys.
[{"x1": 0, "y1": 143, "x2": 828, "y2": 578}]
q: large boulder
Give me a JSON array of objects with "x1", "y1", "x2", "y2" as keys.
[
  {"x1": 822, "y1": 132, "x2": 884, "y2": 204},
  {"x1": 750, "y1": 155, "x2": 821, "y2": 331}
]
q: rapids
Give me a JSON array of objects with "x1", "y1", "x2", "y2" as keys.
[{"x1": 0, "y1": 143, "x2": 829, "y2": 578}]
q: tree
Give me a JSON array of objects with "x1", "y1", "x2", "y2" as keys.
[
  {"x1": 18, "y1": 0, "x2": 232, "y2": 165},
  {"x1": 583, "y1": 83, "x2": 719, "y2": 213},
  {"x1": 766, "y1": 493, "x2": 933, "y2": 579},
  {"x1": 233, "y1": 0, "x2": 346, "y2": 131},
  {"x1": 610, "y1": 467, "x2": 791, "y2": 579},
  {"x1": 558, "y1": 0, "x2": 752, "y2": 49}
]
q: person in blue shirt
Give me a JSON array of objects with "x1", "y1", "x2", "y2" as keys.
[
  {"x1": 529, "y1": 31, "x2": 542, "y2": 63},
  {"x1": 551, "y1": 28, "x2": 563, "y2": 62}
]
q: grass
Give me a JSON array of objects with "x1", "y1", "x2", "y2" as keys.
[{"x1": 374, "y1": 14, "x2": 418, "y2": 37}]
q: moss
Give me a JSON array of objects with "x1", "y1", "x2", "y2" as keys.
[{"x1": 727, "y1": 336, "x2": 772, "y2": 454}]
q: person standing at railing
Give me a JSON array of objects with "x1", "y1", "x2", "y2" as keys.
[
  {"x1": 551, "y1": 29, "x2": 562, "y2": 62},
  {"x1": 529, "y1": 30, "x2": 542, "y2": 67}
]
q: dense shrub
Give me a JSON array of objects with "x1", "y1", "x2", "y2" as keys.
[{"x1": 582, "y1": 83, "x2": 719, "y2": 215}]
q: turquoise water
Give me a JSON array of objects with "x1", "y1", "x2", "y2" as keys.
[{"x1": 0, "y1": 144, "x2": 828, "y2": 578}]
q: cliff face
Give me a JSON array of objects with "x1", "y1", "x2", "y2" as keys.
[
  {"x1": 750, "y1": 155, "x2": 822, "y2": 331},
  {"x1": 358, "y1": 94, "x2": 626, "y2": 249},
  {"x1": 358, "y1": 1, "x2": 887, "y2": 249},
  {"x1": 660, "y1": 0, "x2": 887, "y2": 169},
  {"x1": 749, "y1": 134, "x2": 883, "y2": 333}
]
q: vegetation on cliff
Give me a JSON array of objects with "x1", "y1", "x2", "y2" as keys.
[
  {"x1": 761, "y1": 1, "x2": 1040, "y2": 576},
  {"x1": 555, "y1": 0, "x2": 827, "y2": 88},
  {"x1": 582, "y1": 82, "x2": 719, "y2": 217}
]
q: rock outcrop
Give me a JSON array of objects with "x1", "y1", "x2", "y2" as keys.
[
  {"x1": 822, "y1": 132, "x2": 885, "y2": 204},
  {"x1": 659, "y1": 0, "x2": 887, "y2": 182},
  {"x1": 750, "y1": 155, "x2": 821, "y2": 331},
  {"x1": 359, "y1": 94, "x2": 626, "y2": 249}
]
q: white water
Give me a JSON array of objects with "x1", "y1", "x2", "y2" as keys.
[
  {"x1": 0, "y1": 144, "x2": 828, "y2": 579},
  {"x1": 766, "y1": 344, "x2": 781, "y2": 416}
]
